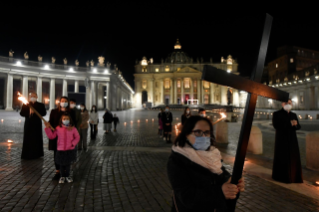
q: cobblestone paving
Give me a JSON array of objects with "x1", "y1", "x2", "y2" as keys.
[{"x1": 1, "y1": 110, "x2": 319, "y2": 211}]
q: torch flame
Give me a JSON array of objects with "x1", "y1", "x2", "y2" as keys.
[
  {"x1": 18, "y1": 93, "x2": 29, "y2": 105},
  {"x1": 8, "y1": 140, "x2": 13, "y2": 143},
  {"x1": 220, "y1": 113, "x2": 226, "y2": 119}
]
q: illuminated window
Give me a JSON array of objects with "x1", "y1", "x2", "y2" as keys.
[
  {"x1": 155, "y1": 68, "x2": 159, "y2": 72},
  {"x1": 204, "y1": 95, "x2": 209, "y2": 104},
  {"x1": 203, "y1": 81, "x2": 210, "y2": 88},
  {"x1": 142, "y1": 68, "x2": 147, "y2": 72},
  {"x1": 165, "y1": 66, "x2": 170, "y2": 72},
  {"x1": 177, "y1": 80, "x2": 181, "y2": 88},
  {"x1": 142, "y1": 80, "x2": 147, "y2": 89},
  {"x1": 276, "y1": 63, "x2": 278, "y2": 68},
  {"x1": 177, "y1": 68, "x2": 181, "y2": 71},
  {"x1": 300, "y1": 92, "x2": 304, "y2": 103},
  {"x1": 290, "y1": 58, "x2": 294, "y2": 63},
  {"x1": 184, "y1": 79, "x2": 190, "y2": 88},
  {"x1": 164, "y1": 80, "x2": 170, "y2": 89},
  {"x1": 194, "y1": 80, "x2": 197, "y2": 88}
]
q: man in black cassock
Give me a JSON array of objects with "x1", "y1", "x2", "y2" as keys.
[
  {"x1": 161, "y1": 105, "x2": 173, "y2": 143},
  {"x1": 20, "y1": 92, "x2": 47, "y2": 159},
  {"x1": 272, "y1": 99, "x2": 303, "y2": 183}
]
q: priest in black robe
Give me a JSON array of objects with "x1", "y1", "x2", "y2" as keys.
[
  {"x1": 20, "y1": 92, "x2": 47, "y2": 159},
  {"x1": 272, "y1": 99, "x2": 303, "y2": 183}
]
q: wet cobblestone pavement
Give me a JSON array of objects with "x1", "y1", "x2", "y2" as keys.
[{"x1": 1, "y1": 110, "x2": 319, "y2": 211}]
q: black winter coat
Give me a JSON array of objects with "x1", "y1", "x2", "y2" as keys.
[
  {"x1": 167, "y1": 150, "x2": 238, "y2": 212},
  {"x1": 103, "y1": 112, "x2": 113, "y2": 123}
]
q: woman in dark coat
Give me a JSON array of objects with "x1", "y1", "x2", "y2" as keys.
[
  {"x1": 103, "y1": 109, "x2": 113, "y2": 134},
  {"x1": 167, "y1": 116, "x2": 245, "y2": 212},
  {"x1": 181, "y1": 107, "x2": 191, "y2": 126},
  {"x1": 20, "y1": 92, "x2": 47, "y2": 159},
  {"x1": 272, "y1": 100, "x2": 303, "y2": 183},
  {"x1": 48, "y1": 96, "x2": 76, "y2": 180}
]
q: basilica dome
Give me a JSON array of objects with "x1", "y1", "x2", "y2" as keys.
[{"x1": 165, "y1": 39, "x2": 191, "y2": 64}]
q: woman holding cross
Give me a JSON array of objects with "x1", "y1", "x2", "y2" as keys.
[{"x1": 167, "y1": 116, "x2": 244, "y2": 211}]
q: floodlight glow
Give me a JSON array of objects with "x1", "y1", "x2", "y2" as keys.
[
  {"x1": 227, "y1": 69, "x2": 231, "y2": 73},
  {"x1": 16, "y1": 61, "x2": 22, "y2": 65},
  {"x1": 104, "y1": 69, "x2": 108, "y2": 73},
  {"x1": 292, "y1": 97, "x2": 298, "y2": 103},
  {"x1": 69, "y1": 68, "x2": 74, "y2": 71},
  {"x1": 93, "y1": 68, "x2": 97, "y2": 72},
  {"x1": 44, "y1": 64, "x2": 49, "y2": 69}
]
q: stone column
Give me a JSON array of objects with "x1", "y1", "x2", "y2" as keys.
[
  {"x1": 37, "y1": 77, "x2": 42, "y2": 103},
  {"x1": 106, "y1": 82, "x2": 110, "y2": 109},
  {"x1": 181, "y1": 78, "x2": 184, "y2": 104},
  {"x1": 210, "y1": 83, "x2": 214, "y2": 104},
  {"x1": 86, "y1": 85, "x2": 91, "y2": 110},
  {"x1": 5, "y1": 74, "x2": 13, "y2": 110},
  {"x1": 190, "y1": 79, "x2": 194, "y2": 101},
  {"x1": 90, "y1": 81, "x2": 96, "y2": 108},
  {"x1": 97, "y1": 83, "x2": 103, "y2": 109},
  {"x1": 170, "y1": 79, "x2": 174, "y2": 104},
  {"x1": 221, "y1": 86, "x2": 228, "y2": 105},
  {"x1": 22, "y1": 76, "x2": 28, "y2": 97},
  {"x1": 160, "y1": 80, "x2": 164, "y2": 104},
  {"x1": 49, "y1": 79, "x2": 55, "y2": 111},
  {"x1": 197, "y1": 79, "x2": 201, "y2": 104},
  {"x1": 174, "y1": 79, "x2": 177, "y2": 104},
  {"x1": 149, "y1": 79, "x2": 154, "y2": 105},
  {"x1": 74, "y1": 80, "x2": 79, "y2": 93},
  {"x1": 62, "y1": 79, "x2": 68, "y2": 97},
  {"x1": 233, "y1": 90, "x2": 239, "y2": 106}
]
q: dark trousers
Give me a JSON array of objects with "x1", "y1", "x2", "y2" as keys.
[
  {"x1": 114, "y1": 123, "x2": 117, "y2": 130},
  {"x1": 60, "y1": 165, "x2": 71, "y2": 177},
  {"x1": 54, "y1": 150, "x2": 60, "y2": 171},
  {"x1": 90, "y1": 124, "x2": 97, "y2": 138}
]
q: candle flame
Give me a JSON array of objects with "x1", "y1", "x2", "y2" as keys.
[
  {"x1": 316, "y1": 181, "x2": 319, "y2": 185},
  {"x1": 18, "y1": 95, "x2": 29, "y2": 104},
  {"x1": 8, "y1": 140, "x2": 13, "y2": 143}
]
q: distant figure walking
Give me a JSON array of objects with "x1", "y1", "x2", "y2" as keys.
[
  {"x1": 161, "y1": 106, "x2": 173, "y2": 143},
  {"x1": 79, "y1": 104, "x2": 89, "y2": 150},
  {"x1": 158, "y1": 108, "x2": 164, "y2": 137},
  {"x1": 89, "y1": 105, "x2": 98, "y2": 139},
  {"x1": 272, "y1": 99, "x2": 303, "y2": 183},
  {"x1": 113, "y1": 114, "x2": 120, "y2": 132},
  {"x1": 181, "y1": 107, "x2": 191, "y2": 126},
  {"x1": 20, "y1": 92, "x2": 46, "y2": 159},
  {"x1": 45, "y1": 114, "x2": 80, "y2": 184},
  {"x1": 70, "y1": 99, "x2": 82, "y2": 133},
  {"x1": 103, "y1": 109, "x2": 113, "y2": 134}
]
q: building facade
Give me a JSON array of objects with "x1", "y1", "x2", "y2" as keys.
[
  {"x1": 0, "y1": 53, "x2": 134, "y2": 111},
  {"x1": 133, "y1": 40, "x2": 245, "y2": 108}
]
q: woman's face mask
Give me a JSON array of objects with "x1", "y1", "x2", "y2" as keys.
[
  {"x1": 192, "y1": 136, "x2": 211, "y2": 150},
  {"x1": 283, "y1": 104, "x2": 292, "y2": 111},
  {"x1": 62, "y1": 120, "x2": 70, "y2": 126},
  {"x1": 165, "y1": 109, "x2": 169, "y2": 112},
  {"x1": 70, "y1": 103, "x2": 76, "y2": 109},
  {"x1": 186, "y1": 110, "x2": 190, "y2": 114},
  {"x1": 30, "y1": 97, "x2": 37, "y2": 103},
  {"x1": 60, "y1": 102, "x2": 68, "y2": 108},
  {"x1": 81, "y1": 107, "x2": 84, "y2": 110}
]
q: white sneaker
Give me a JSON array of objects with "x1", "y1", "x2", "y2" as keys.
[
  {"x1": 59, "y1": 177, "x2": 65, "y2": 184},
  {"x1": 65, "y1": 177, "x2": 73, "y2": 183}
]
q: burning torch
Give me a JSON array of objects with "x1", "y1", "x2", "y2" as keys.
[
  {"x1": 18, "y1": 93, "x2": 54, "y2": 130},
  {"x1": 212, "y1": 113, "x2": 227, "y2": 125}
]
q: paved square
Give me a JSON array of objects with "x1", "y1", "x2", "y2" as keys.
[{"x1": 1, "y1": 109, "x2": 319, "y2": 211}]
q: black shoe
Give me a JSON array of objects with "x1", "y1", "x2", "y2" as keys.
[
  {"x1": 78, "y1": 148, "x2": 82, "y2": 151},
  {"x1": 52, "y1": 172, "x2": 60, "y2": 181}
]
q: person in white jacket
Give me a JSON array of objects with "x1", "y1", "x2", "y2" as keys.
[{"x1": 89, "y1": 105, "x2": 99, "y2": 139}]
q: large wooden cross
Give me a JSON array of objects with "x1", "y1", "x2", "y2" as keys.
[{"x1": 202, "y1": 14, "x2": 289, "y2": 187}]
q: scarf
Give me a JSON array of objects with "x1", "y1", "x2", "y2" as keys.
[{"x1": 172, "y1": 144, "x2": 223, "y2": 175}]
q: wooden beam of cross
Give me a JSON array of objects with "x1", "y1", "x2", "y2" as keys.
[{"x1": 202, "y1": 14, "x2": 289, "y2": 186}]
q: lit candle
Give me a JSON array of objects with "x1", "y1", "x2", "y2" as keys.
[
  {"x1": 137, "y1": 120, "x2": 140, "y2": 123},
  {"x1": 152, "y1": 119, "x2": 154, "y2": 122},
  {"x1": 19, "y1": 119, "x2": 21, "y2": 123},
  {"x1": 146, "y1": 119, "x2": 148, "y2": 122},
  {"x1": 1, "y1": 119, "x2": 3, "y2": 123},
  {"x1": 124, "y1": 122, "x2": 127, "y2": 125},
  {"x1": 212, "y1": 113, "x2": 227, "y2": 125},
  {"x1": 131, "y1": 121, "x2": 133, "y2": 124},
  {"x1": 176, "y1": 118, "x2": 179, "y2": 120},
  {"x1": 316, "y1": 181, "x2": 319, "y2": 186},
  {"x1": 7, "y1": 140, "x2": 13, "y2": 143}
]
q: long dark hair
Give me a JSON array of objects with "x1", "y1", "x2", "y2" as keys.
[
  {"x1": 91, "y1": 105, "x2": 97, "y2": 113},
  {"x1": 175, "y1": 116, "x2": 215, "y2": 147},
  {"x1": 58, "y1": 96, "x2": 70, "y2": 112},
  {"x1": 80, "y1": 103, "x2": 87, "y2": 112},
  {"x1": 183, "y1": 107, "x2": 191, "y2": 116},
  {"x1": 58, "y1": 113, "x2": 74, "y2": 127}
]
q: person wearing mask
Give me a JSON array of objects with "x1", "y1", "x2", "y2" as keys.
[
  {"x1": 158, "y1": 108, "x2": 164, "y2": 137},
  {"x1": 198, "y1": 108, "x2": 206, "y2": 117},
  {"x1": 89, "y1": 105, "x2": 98, "y2": 139},
  {"x1": 272, "y1": 99, "x2": 303, "y2": 183},
  {"x1": 69, "y1": 99, "x2": 82, "y2": 133},
  {"x1": 167, "y1": 116, "x2": 245, "y2": 211},
  {"x1": 181, "y1": 107, "x2": 191, "y2": 126},
  {"x1": 45, "y1": 114, "x2": 80, "y2": 184},
  {"x1": 113, "y1": 114, "x2": 120, "y2": 132},
  {"x1": 79, "y1": 104, "x2": 89, "y2": 150},
  {"x1": 48, "y1": 96, "x2": 76, "y2": 180},
  {"x1": 161, "y1": 106, "x2": 173, "y2": 143},
  {"x1": 103, "y1": 109, "x2": 113, "y2": 134},
  {"x1": 20, "y1": 92, "x2": 47, "y2": 159}
]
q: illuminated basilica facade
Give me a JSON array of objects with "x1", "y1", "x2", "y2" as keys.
[{"x1": 133, "y1": 40, "x2": 245, "y2": 108}]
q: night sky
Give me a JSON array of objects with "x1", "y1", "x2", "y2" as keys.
[{"x1": 1, "y1": 4, "x2": 318, "y2": 88}]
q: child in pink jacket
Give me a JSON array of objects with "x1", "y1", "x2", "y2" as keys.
[{"x1": 45, "y1": 114, "x2": 80, "y2": 184}]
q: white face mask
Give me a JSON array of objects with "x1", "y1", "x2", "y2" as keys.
[
  {"x1": 200, "y1": 114, "x2": 206, "y2": 117},
  {"x1": 60, "y1": 102, "x2": 68, "y2": 108},
  {"x1": 30, "y1": 97, "x2": 37, "y2": 102},
  {"x1": 81, "y1": 107, "x2": 84, "y2": 110},
  {"x1": 70, "y1": 104, "x2": 76, "y2": 109},
  {"x1": 283, "y1": 104, "x2": 292, "y2": 111},
  {"x1": 186, "y1": 111, "x2": 190, "y2": 114}
]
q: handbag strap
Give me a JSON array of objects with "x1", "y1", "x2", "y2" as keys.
[{"x1": 172, "y1": 190, "x2": 179, "y2": 212}]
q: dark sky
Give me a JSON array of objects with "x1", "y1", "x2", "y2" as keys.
[{"x1": 1, "y1": 3, "x2": 318, "y2": 88}]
